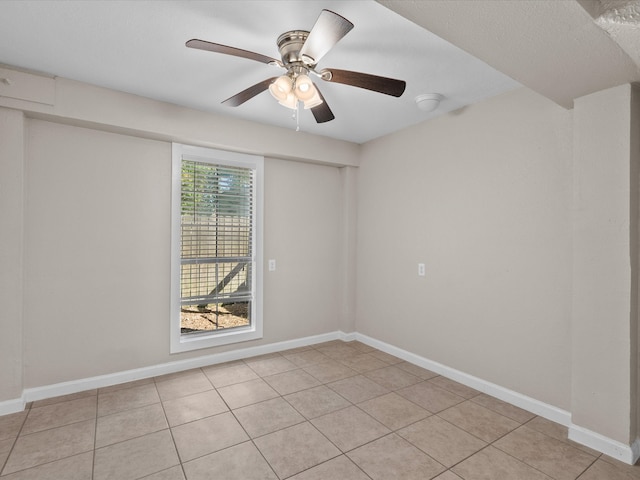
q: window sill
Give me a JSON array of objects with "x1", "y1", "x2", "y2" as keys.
[{"x1": 170, "y1": 325, "x2": 263, "y2": 353}]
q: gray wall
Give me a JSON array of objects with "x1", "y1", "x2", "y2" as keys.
[
  {"x1": 356, "y1": 87, "x2": 573, "y2": 411},
  {"x1": 21, "y1": 118, "x2": 343, "y2": 388}
]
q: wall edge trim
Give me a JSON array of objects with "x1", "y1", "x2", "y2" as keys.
[
  {"x1": 0, "y1": 396, "x2": 26, "y2": 416},
  {"x1": 20, "y1": 330, "x2": 350, "y2": 404},
  {"x1": 354, "y1": 332, "x2": 571, "y2": 425},
  {"x1": 7, "y1": 330, "x2": 636, "y2": 464},
  {"x1": 568, "y1": 425, "x2": 640, "y2": 465}
]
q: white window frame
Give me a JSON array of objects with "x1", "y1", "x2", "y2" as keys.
[{"x1": 170, "y1": 143, "x2": 264, "y2": 353}]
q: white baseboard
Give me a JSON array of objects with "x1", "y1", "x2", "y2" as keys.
[
  {"x1": 354, "y1": 333, "x2": 640, "y2": 465},
  {"x1": 569, "y1": 425, "x2": 640, "y2": 465},
  {"x1": 21, "y1": 330, "x2": 348, "y2": 403},
  {"x1": 4, "y1": 329, "x2": 637, "y2": 464},
  {"x1": 354, "y1": 333, "x2": 572, "y2": 426},
  {"x1": 0, "y1": 396, "x2": 26, "y2": 416}
]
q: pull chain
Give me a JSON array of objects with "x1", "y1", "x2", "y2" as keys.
[{"x1": 295, "y1": 101, "x2": 300, "y2": 132}]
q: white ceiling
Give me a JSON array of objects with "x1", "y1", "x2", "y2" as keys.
[{"x1": 0, "y1": 0, "x2": 521, "y2": 144}]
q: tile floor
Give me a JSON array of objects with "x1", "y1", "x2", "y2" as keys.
[{"x1": 0, "y1": 340, "x2": 638, "y2": 479}]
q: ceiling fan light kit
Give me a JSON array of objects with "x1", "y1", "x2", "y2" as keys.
[{"x1": 186, "y1": 9, "x2": 407, "y2": 124}]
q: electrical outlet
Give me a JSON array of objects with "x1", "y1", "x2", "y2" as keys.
[
  {"x1": 268, "y1": 259, "x2": 276, "y2": 271},
  {"x1": 418, "y1": 263, "x2": 425, "y2": 276}
]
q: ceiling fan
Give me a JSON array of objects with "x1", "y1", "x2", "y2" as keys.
[{"x1": 186, "y1": 9, "x2": 406, "y2": 123}]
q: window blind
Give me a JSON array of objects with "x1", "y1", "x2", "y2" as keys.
[{"x1": 180, "y1": 160, "x2": 254, "y2": 307}]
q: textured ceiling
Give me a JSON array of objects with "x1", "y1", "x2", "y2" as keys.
[
  {"x1": 0, "y1": 0, "x2": 520, "y2": 144},
  {"x1": 380, "y1": 0, "x2": 640, "y2": 109}
]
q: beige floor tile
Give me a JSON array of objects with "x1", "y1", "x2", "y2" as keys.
[
  {"x1": 3, "y1": 419, "x2": 95, "y2": 475},
  {"x1": 452, "y1": 446, "x2": 553, "y2": 479},
  {"x1": 428, "y1": 376, "x2": 481, "y2": 399},
  {"x1": 0, "y1": 411, "x2": 27, "y2": 441},
  {"x1": 202, "y1": 363, "x2": 259, "y2": 388},
  {"x1": 245, "y1": 356, "x2": 298, "y2": 377},
  {"x1": 21, "y1": 396, "x2": 96, "y2": 435},
  {"x1": 364, "y1": 365, "x2": 422, "y2": 390},
  {"x1": 348, "y1": 433, "x2": 446, "y2": 480},
  {"x1": 438, "y1": 400, "x2": 520, "y2": 442},
  {"x1": 397, "y1": 381, "x2": 465, "y2": 413},
  {"x1": 142, "y1": 465, "x2": 186, "y2": 480},
  {"x1": 233, "y1": 397, "x2": 305, "y2": 438},
  {"x1": 470, "y1": 393, "x2": 536, "y2": 424},
  {"x1": 398, "y1": 416, "x2": 487, "y2": 467},
  {"x1": 316, "y1": 343, "x2": 362, "y2": 360},
  {"x1": 284, "y1": 385, "x2": 352, "y2": 419},
  {"x1": 98, "y1": 377, "x2": 155, "y2": 394},
  {"x1": 244, "y1": 352, "x2": 283, "y2": 362},
  {"x1": 154, "y1": 368, "x2": 204, "y2": 383},
  {"x1": 346, "y1": 341, "x2": 376, "y2": 353},
  {"x1": 0, "y1": 451, "x2": 93, "y2": 480},
  {"x1": 526, "y1": 416, "x2": 601, "y2": 456},
  {"x1": 93, "y1": 429, "x2": 179, "y2": 480},
  {"x1": 263, "y1": 368, "x2": 321, "y2": 395},
  {"x1": 155, "y1": 370, "x2": 213, "y2": 402},
  {"x1": 369, "y1": 350, "x2": 404, "y2": 364},
  {"x1": 358, "y1": 392, "x2": 431, "y2": 430},
  {"x1": 303, "y1": 360, "x2": 359, "y2": 383},
  {"x1": 340, "y1": 354, "x2": 390, "y2": 373},
  {"x1": 161, "y1": 389, "x2": 228, "y2": 427},
  {"x1": 578, "y1": 458, "x2": 640, "y2": 480},
  {"x1": 183, "y1": 441, "x2": 277, "y2": 480},
  {"x1": 254, "y1": 422, "x2": 340, "y2": 478},
  {"x1": 395, "y1": 362, "x2": 440, "y2": 380},
  {"x1": 328, "y1": 375, "x2": 390, "y2": 403},
  {"x1": 31, "y1": 389, "x2": 97, "y2": 408},
  {"x1": 1, "y1": 437, "x2": 15, "y2": 470},
  {"x1": 434, "y1": 471, "x2": 464, "y2": 480},
  {"x1": 494, "y1": 426, "x2": 597, "y2": 480},
  {"x1": 599, "y1": 455, "x2": 640, "y2": 478},
  {"x1": 96, "y1": 403, "x2": 167, "y2": 447},
  {"x1": 199, "y1": 359, "x2": 246, "y2": 372},
  {"x1": 311, "y1": 405, "x2": 390, "y2": 452},
  {"x1": 525, "y1": 416, "x2": 570, "y2": 440},
  {"x1": 289, "y1": 455, "x2": 371, "y2": 480},
  {"x1": 172, "y1": 411, "x2": 248, "y2": 462},
  {"x1": 98, "y1": 383, "x2": 160, "y2": 416},
  {"x1": 217, "y1": 378, "x2": 279, "y2": 409},
  {"x1": 283, "y1": 349, "x2": 332, "y2": 367}
]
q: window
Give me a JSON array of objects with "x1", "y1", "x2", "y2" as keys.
[{"x1": 171, "y1": 144, "x2": 263, "y2": 353}]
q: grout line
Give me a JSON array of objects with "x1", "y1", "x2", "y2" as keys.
[
  {"x1": 0, "y1": 341, "x2": 613, "y2": 479},
  {"x1": 156, "y1": 373, "x2": 189, "y2": 480}
]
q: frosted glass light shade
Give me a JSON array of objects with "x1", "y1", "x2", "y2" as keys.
[
  {"x1": 294, "y1": 74, "x2": 315, "y2": 101},
  {"x1": 269, "y1": 76, "x2": 293, "y2": 102},
  {"x1": 278, "y1": 92, "x2": 297, "y2": 109},
  {"x1": 303, "y1": 88, "x2": 323, "y2": 109}
]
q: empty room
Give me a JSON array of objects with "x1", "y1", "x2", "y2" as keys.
[{"x1": 1, "y1": 1, "x2": 640, "y2": 479}]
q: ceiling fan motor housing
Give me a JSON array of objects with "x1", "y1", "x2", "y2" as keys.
[{"x1": 276, "y1": 30, "x2": 311, "y2": 69}]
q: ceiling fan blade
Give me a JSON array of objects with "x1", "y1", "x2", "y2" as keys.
[
  {"x1": 186, "y1": 39, "x2": 281, "y2": 66},
  {"x1": 222, "y1": 77, "x2": 278, "y2": 107},
  {"x1": 299, "y1": 10, "x2": 354, "y2": 66},
  {"x1": 310, "y1": 87, "x2": 335, "y2": 123},
  {"x1": 321, "y1": 68, "x2": 406, "y2": 97}
]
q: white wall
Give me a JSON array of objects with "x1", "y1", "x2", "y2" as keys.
[
  {"x1": 22, "y1": 118, "x2": 344, "y2": 388},
  {"x1": 571, "y1": 84, "x2": 638, "y2": 444},
  {"x1": 357, "y1": 87, "x2": 573, "y2": 410},
  {"x1": 0, "y1": 108, "x2": 25, "y2": 402}
]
